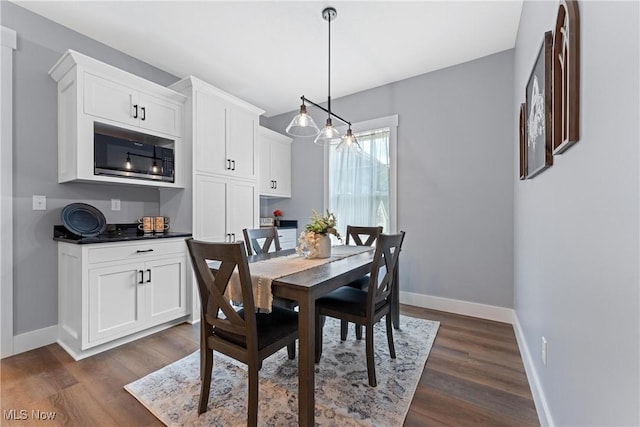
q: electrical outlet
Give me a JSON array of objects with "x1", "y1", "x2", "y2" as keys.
[
  {"x1": 32, "y1": 195, "x2": 46, "y2": 211},
  {"x1": 111, "y1": 199, "x2": 121, "y2": 211},
  {"x1": 541, "y1": 336, "x2": 548, "y2": 366}
]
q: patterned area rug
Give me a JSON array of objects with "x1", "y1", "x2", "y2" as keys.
[{"x1": 125, "y1": 315, "x2": 439, "y2": 426}]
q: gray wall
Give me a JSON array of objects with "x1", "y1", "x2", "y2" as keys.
[
  {"x1": 514, "y1": 1, "x2": 639, "y2": 426},
  {"x1": 262, "y1": 49, "x2": 515, "y2": 308},
  {"x1": 2, "y1": 2, "x2": 180, "y2": 335}
]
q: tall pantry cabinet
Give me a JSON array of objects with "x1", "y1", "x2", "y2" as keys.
[{"x1": 164, "y1": 76, "x2": 264, "y2": 320}]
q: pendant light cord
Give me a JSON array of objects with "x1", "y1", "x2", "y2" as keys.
[{"x1": 327, "y1": 10, "x2": 331, "y2": 117}]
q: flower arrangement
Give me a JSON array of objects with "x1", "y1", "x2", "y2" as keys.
[
  {"x1": 273, "y1": 209, "x2": 282, "y2": 218},
  {"x1": 296, "y1": 209, "x2": 341, "y2": 258}
]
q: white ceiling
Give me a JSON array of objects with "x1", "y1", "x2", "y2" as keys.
[{"x1": 13, "y1": 0, "x2": 523, "y2": 117}]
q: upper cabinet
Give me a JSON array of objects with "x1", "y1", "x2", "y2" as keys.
[
  {"x1": 171, "y1": 76, "x2": 264, "y2": 181},
  {"x1": 49, "y1": 50, "x2": 186, "y2": 188},
  {"x1": 258, "y1": 126, "x2": 292, "y2": 198}
]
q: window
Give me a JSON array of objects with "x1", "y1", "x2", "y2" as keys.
[{"x1": 325, "y1": 115, "x2": 398, "y2": 238}]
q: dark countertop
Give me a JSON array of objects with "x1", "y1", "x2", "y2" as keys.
[{"x1": 53, "y1": 224, "x2": 192, "y2": 244}]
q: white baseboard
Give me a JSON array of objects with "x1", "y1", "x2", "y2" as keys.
[
  {"x1": 399, "y1": 291, "x2": 514, "y2": 324},
  {"x1": 512, "y1": 314, "x2": 553, "y2": 427},
  {"x1": 12, "y1": 325, "x2": 58, "y2": 356}
]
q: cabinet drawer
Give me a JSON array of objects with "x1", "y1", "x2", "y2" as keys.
[
  {"x1": 87, "y1": 240, "x2": 186, "y2": 264},
  {"x1": 278, "y1": 228, "x2": 298, "y2": 250}
]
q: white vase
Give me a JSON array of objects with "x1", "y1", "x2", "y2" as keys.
[{"x1": 315, "y1": 234, "x2": 331, "y2": 258}]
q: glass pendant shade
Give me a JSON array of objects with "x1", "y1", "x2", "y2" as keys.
[
  {"x1": 336, "y1": 127, "x2": 362, "y2": 152},
  {"x1": 314, "y1": 118, "x2": 342, "y2": 145},
  {"x1": 286, "y1": 104, "x2": 320, "y2": 137}
]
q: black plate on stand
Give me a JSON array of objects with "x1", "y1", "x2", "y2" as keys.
[{"x1": 61, "y1": 203, "x2": 107, "y2": 237}]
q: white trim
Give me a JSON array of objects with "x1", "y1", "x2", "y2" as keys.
[
  {"x1": 13, "y1": 325, "x2": 58, "y2": 355},
  {"x1": 400, "y1": 291, "x2": 514, "y2": 324},
  {"x1": 1, "y1": 26, "x2": 16, "y2": 359},
  {"x1": 513, "y1": 313, "x2": 554, "y2": 426},
  {"x1": 324, "y1": 114, "x2": 399, "y2": 232}
]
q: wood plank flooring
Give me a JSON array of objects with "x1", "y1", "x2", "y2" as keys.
[{"x1": 1, "y1": 306, "x2": 539, "y2": 426}]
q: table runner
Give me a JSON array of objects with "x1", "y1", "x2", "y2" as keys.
[{"x1": 226, "y1": 245, "x2": 373, "y2": 312}]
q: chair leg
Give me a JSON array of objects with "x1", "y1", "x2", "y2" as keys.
[
  {"x1": 365, "y1": 323, "x2": 377, "y2": 387},
  {"x1": 355, "y1": 324, "x2": 363, "y2": 340},
  {"x1": 315, "y1": 311, "x2": 324, "y2": 363},
  {"x1": 287, "y1": 342, "x2": 296, "y2": 360},
  {"x1": 386, "y1": 313, "x2": 396, "y2": 359},
  {"x1": 340, "y1": 320, "x2": 349, "y2": 341},
  {"x1": 247, "y1": 365, "x2": 259, "y2": 427},
  {"x1": 198, "y1": 348, "x2": 213, "y2": 414}
]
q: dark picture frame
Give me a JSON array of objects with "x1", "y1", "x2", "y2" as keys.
[
  {"x1": 519, "y1": 103, "x2": 527, "y2": 180},
  {"x1": 553, "y1": 0, "x2": 580, "y2": 154},
  {"x1": 525, "y1": 31, "x2": 553, "y2": 178}
]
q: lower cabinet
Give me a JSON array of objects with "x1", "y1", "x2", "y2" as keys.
[
  {"x1": 58, "y1": 238, "x2": 189, "y2": 360},
  {"x1": 278, "y1": 227, "x2": 298, "y2": 250}
]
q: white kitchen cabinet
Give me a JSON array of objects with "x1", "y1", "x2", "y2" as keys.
[
  {"x1": 84, "y1": 73, "x2": 183, "y2": 137},
  {"x1": 195, "y1": 174, "x2": 258, "y2": 243},
  {"x1": 49, "y1": 50, "x2": 186, "y2": 188},
  {"x1": 277, "y1": 227, "x2": 298, "y2": 250},
  {"x1": 58, "y1": 238, "x2": 189, "y2": 360},
  {"x1": 174, "y1": 76, "x2": 263, "y2": 181},
  {"x1": 259, "y1": 126, "x2": 292, "y2": 198}
]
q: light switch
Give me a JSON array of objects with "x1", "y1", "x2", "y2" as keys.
[
  {"x1": 32, "y1": 195, "x2": 46, "y2": 210},
  {"x1": 111, "y1": 199, "x2": 121, "y2": 211}
]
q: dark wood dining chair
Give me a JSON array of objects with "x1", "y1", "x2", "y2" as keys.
[
  {"x1": 242, "y1": 227, "x2": 281, "y2": 256},
  {"x1": 243, "y1": 226, "x2": 297, "y2": 358},
  {"x1": 343, "y1": 225, "x2": 383, "y2": 340},
  {"x1": 185, "y1": 238, "x2": 298, "y2": 425},
  {"x1": 314, "y1": 231, "x2": 405, "y2": 387}
]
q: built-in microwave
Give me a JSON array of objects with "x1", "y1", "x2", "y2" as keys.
[{"x1": 94, "y1": 124, "x2": 175, "y2": 183}]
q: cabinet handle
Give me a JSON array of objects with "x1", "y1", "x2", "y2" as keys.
[
  {"x1": 146, "y1": 269, "x2": 151, "y2": 283},
  {"x1": 226, "y1": 159, "x2": 231, "y2": 170},
  {"x1": 231, "y1": 160, "x2": 236, "y2": 171},
  {"x1": 231, "y1": 233, "x2": 236, "y2": 241},
  {"x1": 226, "y1": 233, "x2": 230, "y2": 242},
  {"x1": 136, "y1": 249, "x2": 154, "y2": 253},
  {"x1": 274, "y1": 180, "x2": 277, "y2": 189},
  {"x1": 133, "y1": 104, "x2": 138, "y2": 119},
  {"x1": 141, "y1": 106, "x2": 146, "y2": 121},
  {"x1": 138, "y1": 270, "x2": 144, "y2": 284}
]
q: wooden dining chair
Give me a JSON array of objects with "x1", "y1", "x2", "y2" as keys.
[
  {"x1": 343, "y1": 225, "x2": 383, "y2": 340},
  {"x1": 243, "y1": 226, "x2": 297, "y2": 358},
  {"x1": 185, "y1": 238, "x2": 298, "y2": 425},
  {"x1": 243, "y1": 227, "x2": 281, "y2": 256},
  {"x1": 314, "y1": 231, "x2": 405, "y2": 387}
]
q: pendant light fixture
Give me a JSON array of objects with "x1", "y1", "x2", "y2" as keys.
[{"x1": 285, "y1": 7, "x2": 361, "y2": 151}]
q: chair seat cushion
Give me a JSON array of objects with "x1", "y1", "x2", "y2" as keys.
[
  {"x1": 345, "y1": 274, "x2": 369, "y2": 290},
  {"x1": 317, "y1": 286, "x2": 386, "y2": 317},
  {"x1": 214, "y1": 306, "x2": 298, "y2": 350}
]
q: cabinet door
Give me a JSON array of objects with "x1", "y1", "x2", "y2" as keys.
[
  {"x1": 270, "y1": 139, "x2": 292, "y2": 197},
  {"x1": 227, "y1": 180, "x2": 257, "y2": 242},
  {"x1": 84, "y1": 73, "x2": 138, "y2": 128},
  {"x1": 259, "y1": 137, "x2": 273, "y2": 194},
  {"x1": 146, "y1": 256, "x2": 188, "y2": 324},
  {"x1": 194, "y1": 91, "x2": 227, "y2": 176},
  {"x1": 139, "y1": 92, "x2": 183, "y2": 137},
  {"x1": 194, "y1": 174, "x2": 228, "y2": 242},
  {"x1": 88, "y1": 262, "x2": 144, "y2": 344},
  {"x1": 227, "y1": 106, "x2": 256, "y2": 179}
]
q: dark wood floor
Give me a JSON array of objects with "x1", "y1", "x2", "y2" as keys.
[{"x1": 1, "y1": 306, "x2": 539, "y2": 426}]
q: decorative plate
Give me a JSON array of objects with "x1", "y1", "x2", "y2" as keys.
[{"x1": 61, "y1": 203, "x2": 107, "y2": 237}]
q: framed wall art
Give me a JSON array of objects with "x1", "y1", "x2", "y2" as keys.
[
  {"x1": 553, "y1": 0, "x2": 580, "y2": 154},
  {"x1": 519, "y1": 103, "x2": 527, "y2": 180},
  {"x1": 525, "y1": 31, "x2": 553, "y2": 178}
]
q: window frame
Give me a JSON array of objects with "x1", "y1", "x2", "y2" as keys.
[{"x1": 323, "y1": 114, "x2": 398, "y2": 233}]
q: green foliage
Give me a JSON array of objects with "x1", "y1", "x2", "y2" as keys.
[{"x1": 304, "y1": 209, "x2": 341, "y2": 240}]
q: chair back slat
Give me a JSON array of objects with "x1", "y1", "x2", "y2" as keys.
[
  {"x1": 186, "y1": 238, "x2": 258, "y2": 348},
  {"x1": 345, "y1": 225, "x2": 383, "y2": 247},
  {"x1": 367, "y1": 232, "x2": 405, "y2": 311},
  {"x1": 243, "y1": 227, "x2": 282, "y2": 256}
]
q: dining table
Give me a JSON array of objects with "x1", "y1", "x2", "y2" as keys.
[{"x1": 245, "y1": 245, "x2": 401, "y2": 427}]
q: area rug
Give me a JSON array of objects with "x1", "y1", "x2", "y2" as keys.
[{"x1": 125, "y1": 315, "x2": 439, "y2": 426}]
